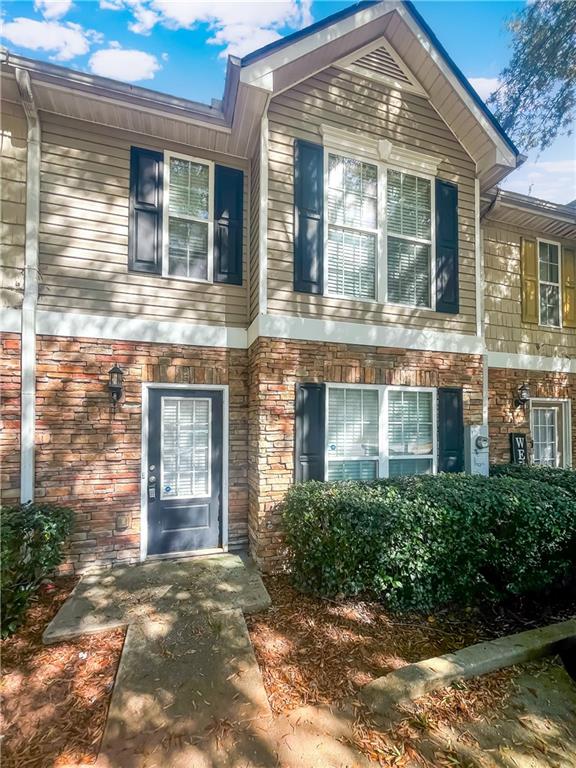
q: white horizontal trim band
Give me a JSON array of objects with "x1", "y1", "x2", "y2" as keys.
[
  {"x1": 0, "y1": 307, "x2": 21, "y2": 333},
  {"x1": 3, "y1": 310, "x2": 573, "y2": 369},
  {"x1": 0, "y1": 309, "x2": 248, "y2": 349},
  {"x1": 248, "y1": 314, "x2": 484, "y2": 355},
  {"x1": 487, "y1": 351, "x2": 576, "y2": 374}
]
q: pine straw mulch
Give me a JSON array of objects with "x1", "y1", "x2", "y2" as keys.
[
  {"x1": 341, "y1": 664, "x2": 522, "y2": 767},
  {"x1": 247, "y1": 575, "x2": 575, "y2": 715},
  {"x1": 0, "y1": 578, "x2": 125, "y2": 768}
]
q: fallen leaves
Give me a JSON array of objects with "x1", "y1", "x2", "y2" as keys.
[{"x1": 1, "y1": 578, "x2": 125, "y2": 768}]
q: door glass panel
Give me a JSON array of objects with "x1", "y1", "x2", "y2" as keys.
[
  {"x1": 531, "y1": 406, "x2": 559, "y2": 467},
  {"x1": 161, "y1": 397, "x2": 211, "y2": 498}
]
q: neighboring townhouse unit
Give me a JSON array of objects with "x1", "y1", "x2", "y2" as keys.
[
  {"x1": 482, "y1": 191, "x2": 576, "y2": 467},
  {"x1": 1, "y1": 0, "x2": 574, "y2": 574}
]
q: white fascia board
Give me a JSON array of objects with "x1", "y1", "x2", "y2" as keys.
[
  {"x1": 1, "y1": 307, "x2": 22, "y2": 333},
  {"x1": 35, "y1": 310, "x2": 247, "y2": 349},
  {"x1": 239, "y1": 1, "x2": 400, "y2": 88},
  {"x1": 487, "y1": 351, "x2": 576, "y2": 375},
  {"x1": 239, "y1": 1, "x2": 515, "y2": 171},
  {"x1": 248, "y1": 313, "x2": 484, "y2": 355},
  {"x1": 395, "y1": 5, "x2": 516, "y2": 169}
]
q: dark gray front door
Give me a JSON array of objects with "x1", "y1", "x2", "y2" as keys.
[{"x1": 147, "y1": 388, "x2": 223, "y2": 556}]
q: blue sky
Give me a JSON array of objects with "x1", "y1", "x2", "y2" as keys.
[{"x1": 1, "y1": 1, "x2": 574, "y2": 202}]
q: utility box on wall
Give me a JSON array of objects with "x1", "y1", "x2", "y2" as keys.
[{"x1": 464, "y1": 425, "x2": 490, "y2": 475}]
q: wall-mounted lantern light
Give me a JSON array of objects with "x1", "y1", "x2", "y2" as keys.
[
  {"x1": 108, "y1": 364, "x2": 124, "y2": 408},
  {"x1": 515, "y1": 383, "x2": 530, "y2": 408}
]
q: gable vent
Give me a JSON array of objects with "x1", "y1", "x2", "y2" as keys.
[
  {"x1": 355, "y1": 46, "x2": 413, "y2": 86},
  {"x1": 337, "y1": 39, "x2": 426, "y2": 96}
]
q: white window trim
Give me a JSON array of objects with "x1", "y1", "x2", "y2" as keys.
[
  {"x1": 160, "y1": 395, "x2": 212, "y2": 501},
  {"x1": 324, "y1": 383, "x2": 438, "y2": 479},
  {"x1": 322, "y1": 141, "x2": 436, "y2": 310},
  {"x1": 162, "y1": 150, "x2": 215, "y2": 284},
  {"x1": 529, "y1": 397, "x2": 572, "y2": 468},
  {"x1": 537, "y1": 238, "x2": 562, "y2": 329}
]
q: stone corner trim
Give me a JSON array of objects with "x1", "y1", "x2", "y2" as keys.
[{"x1": 361, "y1": 619, "x2": 576, "y2": 714}]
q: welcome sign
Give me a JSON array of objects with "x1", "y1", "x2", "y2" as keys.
[{"x1": 510, "y1": 433, "x2": 529, "y2": 465}]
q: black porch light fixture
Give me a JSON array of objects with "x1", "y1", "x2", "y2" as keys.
[
  {"x1": 108, "y1": 364, "x2": 124, "y2": 407},
  {"x1": 515, "y1": 382, "x2": 530, "y2": 408}
]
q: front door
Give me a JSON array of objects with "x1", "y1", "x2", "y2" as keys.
[{"x1": 146, "y1": 388, "x2": 223, "y2": 556}]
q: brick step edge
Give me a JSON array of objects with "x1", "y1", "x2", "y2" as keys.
[{"x1": 361, "y1": 618, "x2": 576, "y2": 715}]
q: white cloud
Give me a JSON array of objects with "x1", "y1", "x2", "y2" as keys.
[
  {"x1": 100, "y1": 0, "x2": 313, "y2": 57},
  {"x1": 501, "y1": 159, "x2": 576, "y2": 204},
  {"x1": 0, "y1": 17, "x2": 98, "y2": 61},
  {"x1": 89, "y1": 46, "x2": 161, "y2": 81},
  {"x1": 34, "y1": 0, "x2": 74, "y2": 20},
  {"x1": 468, "y1": 77, "x2": 500, "y2": 102},
  {"x1": 207, "y1": 24, "x2": 282, "y2": 59}
]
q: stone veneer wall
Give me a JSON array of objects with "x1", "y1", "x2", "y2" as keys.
[
  {"x1": 0, "y1": 332, "x2": 21, "y2": 504},
  {"x1": 488, "y1": 367, "x2": 576, "y2": 465},
  {"x1": 248, "y1": 337, "x2": 484, "y2": 571},
  {"x1": 34, "y1": 335, "x2": 249, "y2": 572}
]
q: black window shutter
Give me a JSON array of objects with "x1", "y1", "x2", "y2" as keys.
[
  {"x1": 294, "y1": 140, "x2": 324, "y2": 294},
  {"x1": 294, "y1": 383, "x2": 326, "y2": 482},
  {"x1": 435, "y1": 179, "x2": 459, "y2": 313},
  {"x1": 438, "y1": 387, "x2": 464, "y2": 473},
  {"x1": 214, "y1": 165, "x2": 243, "y2": 285},
  {"x1": 129, "y1": 146, "x2": 163, "y2": 274}
]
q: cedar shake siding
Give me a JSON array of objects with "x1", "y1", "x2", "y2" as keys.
[
  {"x1": 33, "y1": 336, "x2": 249, "y2": 572},
  {"x1": 37, "y1": 114, "x2": 249, "y2": 327},
  {"x1": 483, "y1": 223, "x2": 576, "y2": 358},
  {"x1": 266, "y1": 67, "x2": 478, "y2": 333},
  {"x1": 248, "y1": 338, "x2": 483, "y2": 571}
]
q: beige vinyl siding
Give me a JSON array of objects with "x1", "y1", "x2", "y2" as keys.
[
  {"x1": 266, "y1": 66, "x2": 478, "y2": 333},
  {"x1": 249, "y1": 142, "x2": 260, "y2": 323},
  {"x1": 484, "y1": 223, "x2": 576, "y2": 357},
  {"x1": 1, "y1": 99, "x2": 27, "y2": 309},
  {"x1": 37, "y1": 114, "x2": 249, "y2": 327}
]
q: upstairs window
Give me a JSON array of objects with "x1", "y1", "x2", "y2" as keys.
[
  {"x1": 323, "y1": 153, "x2": 434, "y2": 308},
  {"x1": 326, "y1": 154, "x2": 378, "y2": 300},
  {"x1": 538, "y1": 240, "x2": 560, "y2": 327},
  {"x1": 165, "y1": 154, "x2": 213, "y2": 281},
  {"x1": 386, "y1": 170, "x2": 432, "y2": 308}
]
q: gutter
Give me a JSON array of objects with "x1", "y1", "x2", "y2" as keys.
[{"x1": 15, "y1": 67, "x2": 40, "y2": 504}]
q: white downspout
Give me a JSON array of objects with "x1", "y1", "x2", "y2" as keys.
[{"x1": 15, "y1": 67, "x2": 40, "y2": 504}]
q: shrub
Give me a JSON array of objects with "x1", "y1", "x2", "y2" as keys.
[
  {"x1": 282, "y1": 473, "x2": 576, "y2": 612},
  {"x1": 1, "y1": 502, "x2": 73, "y2": 636},
  {"x1": 489, "y1": 463, "x2": 576, "y2": 494}
]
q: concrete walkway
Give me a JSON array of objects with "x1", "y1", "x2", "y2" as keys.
[
  {"x1": 47, "y1": 557, "x2": 575, "y2": 767},
  {"x1": 47, "y1": 555, "x2": 368, "y2": 768},
  {"x1": 43, "y1": 554, "x2": 271, "y2": 643}
]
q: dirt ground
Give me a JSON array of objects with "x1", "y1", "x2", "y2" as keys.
[
  {"x1": 247, "y1": 575, "x2": 576, "y2": 714},
  {"x1": 0, "y1": 578, "x2": 125, "y2": 768}
]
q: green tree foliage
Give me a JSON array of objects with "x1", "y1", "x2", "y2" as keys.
[{"x1": 489, "y1": 0, "x2": 576, "y2": 151}]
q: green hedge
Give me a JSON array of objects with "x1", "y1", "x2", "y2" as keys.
[
  {"x1": 1, "y1": 502, "x2": 73, "y2": 636},
  {"x1": 489, "y1": 463, "x2": 576, "y2": 493},
  {"x1": 282, "y1": 473, "x2": 576, "y2": 611}
]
